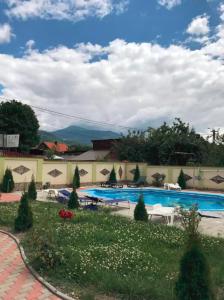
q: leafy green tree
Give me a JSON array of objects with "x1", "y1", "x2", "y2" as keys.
[
  {"x1": 176, "y1": 206, "x2": 214, "y2": 300},
  {"x1": 14, "y1": 192, "x2": 33, "y2": 232},
  {"x1": 178, "y1": 169, "x2": 187, "y2": 189},
  {"x1": 0, "y1": 100, "x2": 39, "y2": 152},
  {"x1": 28, "y1": 175, "x2": 37, "y2": 200},
  {"x1": 109, "y1": 167, "x2": 117, "y2": 182},
  {"x1": 134, "y1": 194, "x2": 148, "y2": 222},
  {"x1": 68, "y1": 189, "x2": 79, "y2": 209},
  {"x1": 73, "y1": 166, "x2": 80, "y2": 189},
  {"x1": 133, "y1": 165, "x2": 140, "y2": 182},
  {"x1": 1, "y1": 168, "x2": 14, "y2": 192},
  {"x1": 115, "y1": 118, "x2": 208, "y2": 166}
]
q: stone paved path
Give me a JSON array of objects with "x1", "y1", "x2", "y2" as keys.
[{"x1": 0, "y1": 232, "x2": 61, "y2": 300}]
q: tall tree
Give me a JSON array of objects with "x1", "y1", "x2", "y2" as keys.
[
  {"x1": 115, "y1": 118, "x2": 208, "y2": 166},
  {"x1": 0, "y1": 100, "x2": 39, "y2": 152}
]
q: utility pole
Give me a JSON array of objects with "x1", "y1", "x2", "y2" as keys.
[{"x1": 209, "y1": 128, "x2": 219, "y2": 143}]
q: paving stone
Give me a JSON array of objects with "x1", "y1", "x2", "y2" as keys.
[{"x1": 0, "y1": 232, "x2": 62, "y2": 300}]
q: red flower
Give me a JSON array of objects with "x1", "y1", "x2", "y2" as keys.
[{"x1": 59, "y1": 209, "x2": 74, "y2": 220}]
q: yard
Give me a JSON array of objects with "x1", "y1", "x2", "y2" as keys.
[{"x1": 0, "y1": 201, "x2": 224, "y2": 300}]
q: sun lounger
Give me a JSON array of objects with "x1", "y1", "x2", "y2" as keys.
[
  {"x1": 147, "y1": 204, "x2": 176, "y2": 225},
  {"x1": 83, "y1": 203, "x2": 98, "y2": 211},
  {"x1": 127, "y1": 176, "x2": 147, "y2": 187},
  {"x1": 101, "y1": 180, "x2": 118, "y2": 188},
  {"x1": 198, "y1": 211, "x2": 223, "y2": 219},
  {"x1": 164, "y1": 183, "x2": 181, "y2": 191}
]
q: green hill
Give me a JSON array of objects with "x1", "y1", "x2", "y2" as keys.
[{"x1": 39, "y1": 126, "x2": 120, "y2": 145}]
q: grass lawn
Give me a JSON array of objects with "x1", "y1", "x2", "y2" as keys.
[{"x1": 0, "y1": 201, "x2": 224, "y2": 300}]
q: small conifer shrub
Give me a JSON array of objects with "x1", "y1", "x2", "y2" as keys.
[
  {"x1": 176, "y1": 206, "x2": 214, "y2": 300},
  {"x1": 133, "y1": 165, "x2": 140, "y2": 182},
  {"x1": 1, "y1": 168, "x2": 14, "y2": 192},
  {"x1": 28, "y1": 175, "x2": 37, "y2": 200},
  {"x1": 175, "y1": 237, "x2": 214, "y2": 300},
  {"x1": 178, "y1": 169, "x2": 186, "y2": 189},
  {"x1": 68, "y1": 189, "x2": 79, "y2": 209},
  {"x1": 14, "y1": 192, "x2": 33, "y2": 232},
  {"x1": 73, "y1": 166, "x2": 80, "y2": 189},
  {"x1": 134, "y1": 194, "x2": 148, "y2": 222},
  {"x1": 109, "y1": 167, "x2": 117, "y2": 183}
]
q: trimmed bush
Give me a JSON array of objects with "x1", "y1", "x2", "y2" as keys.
[
  {"x1": 73, "y1": 166, "x2": 80, "y2": 189},
  {"x1": 14, "y1": 192, "x2": 33, "y2": 232},
  {"x1": 109, "y1": 167, "x2": 117, "y2": 183},
  {"x1": 68, "y1": 189, "x2": 79, "y2": 209},
  {"x1": 176, "y1": 206, "x2": 214, "y2": 300},
  {"x1": 1, "y1": 168, "x2": 14, "y2": 192},
  {"x1": 28, "y1": 175, "x2": 37, "y2": 200},
  {"x1": 133, "y1": 165, "x2": 140, "y2": 182},
  {"x1": 134, "y1": 194, "x2": 148, "y2": 222},
  {"x1": 175, "y1": 237, "x2": 214, "y2": 300},
  {"x1": 178, "y1": 169, "x2": 186, "y2": 189}
]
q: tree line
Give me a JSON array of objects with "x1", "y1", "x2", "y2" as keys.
[{"x1": 114, "y1": 118, "x2": 224, "y2": 166}]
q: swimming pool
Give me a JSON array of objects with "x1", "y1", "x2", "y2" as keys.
[{"x1": 84, "y1": 188, "x2": 224, "y2": 211}]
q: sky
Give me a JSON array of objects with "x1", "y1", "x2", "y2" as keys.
[{"x1": 0, "y1": 0, "x2": 223, "y2": 133}]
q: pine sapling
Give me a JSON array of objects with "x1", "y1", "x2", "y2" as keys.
[
  {"x1": 28, "y1": 175, "x2": 37, "y2": 200},
  {"x1": 14, "y1": 192, "x2": 33, "y2": 232},
  {"x1": 68, "y1": 189, "x2": 79, "y2": 209},
  {"x1": 134, "y1": 194, "x2": 148, "y2": 222},
  {"x1": 73, "y1": 166, "x2": 80, "y2": 189}
]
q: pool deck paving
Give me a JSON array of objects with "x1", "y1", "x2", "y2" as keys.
[{"x1": 0, "y1": 231, "x2": 61, "y2": 300}]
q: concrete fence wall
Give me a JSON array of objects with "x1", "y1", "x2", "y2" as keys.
[{"x1": 1, "y1": 156, "x2": 224, "y2": 190}]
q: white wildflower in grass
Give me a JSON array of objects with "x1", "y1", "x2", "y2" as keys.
[{"x1": 0, "y1": 202, "x2": 224, "y2": 300}]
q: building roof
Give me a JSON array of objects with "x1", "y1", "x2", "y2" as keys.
[
  {"x1": 74, "y1": 150, "x2": 110, "y2": 161},
  {"x1": 42, "y1": 142, "x2": 68, "y2": 153}
]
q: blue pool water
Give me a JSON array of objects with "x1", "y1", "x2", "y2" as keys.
[{"x1": 84, "y1": 188, "x2": 224, "y2": 211}]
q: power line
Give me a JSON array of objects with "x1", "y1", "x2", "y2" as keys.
[{"x1": 0, "y1": 96, "x2": 138, "y2": 131}]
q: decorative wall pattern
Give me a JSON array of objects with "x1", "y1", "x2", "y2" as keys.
[
  {"x1": 48, "y1": 169, "x2": 62, "y2": 178},
  {"x1": 129, "y1": 169, "x2": 136, "y2": 175},
  {"x1": 3, "y1": 158, "x2": 224, "y2": 191},
  {"x1": 210, "y1": 175, "x2": 224, "y2": 184},
  {"x1": 118, "y1": 166, "x2": 123, "y2": 178},
  {"x1": 79, "y1": 169, "x2": 88, "y2": 177},
  {"x1": 183, "y1": 173, "x2": 192, "y2": 181},
  {"x1": 100, "y1": 168, "x2": 110, "y2": 176},
  {"x1": 13, "y1": 165, "x2": 30, "y2": 175},
  {"x1": 151, "y1": 172, "x2": 163, "y2": 179}
]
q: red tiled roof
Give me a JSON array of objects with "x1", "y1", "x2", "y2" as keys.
[
  {"x1": 43, "y1": 142, "x2": 68, "y2": 153},
  {"x1": 0, "y1": 151, "x2": 42, "y2": 158}
]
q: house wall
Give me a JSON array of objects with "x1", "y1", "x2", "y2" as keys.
[{"x1": 1, "y1": 155, "x2": 224, "y2": 190}]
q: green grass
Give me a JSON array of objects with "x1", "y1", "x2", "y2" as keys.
[{"x1": 0, "y1": 201, "x2": 224, "y2": 299}]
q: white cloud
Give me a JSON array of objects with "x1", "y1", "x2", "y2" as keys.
[
  {"x1": 4, "y1": 0, "x2": 129, "y2": 21},
  {"x1": 0, "y1": 23, "x2": 13, "y2": 44},
  {"x1": 0, "y1": 39, "x2": 224, "y2": 132},
  {"x1": 187, "y1": 15, "x2": 210, "y2": 36},
  {"x1": 219, "y1": 3, "x2": 224, "y2": 21},
  {"x1": 158, "y1": 0, "x2": 181, "y2": 9},
  {"x1": 202, "y1": 4, "x2": 224, "y2": 58}
]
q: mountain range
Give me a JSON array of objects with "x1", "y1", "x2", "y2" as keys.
[{"x1": 39, "y1": 125, "x2": 121, "y2": 145}]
